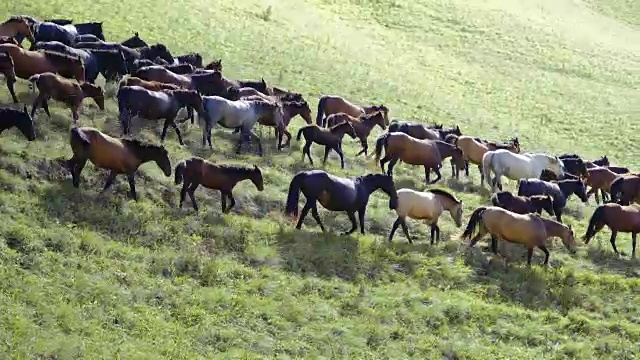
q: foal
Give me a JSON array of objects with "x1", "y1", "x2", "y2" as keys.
[
  {"x1": 296, "y1": 122, "x2": 357, "y2": 169},
  {"x1": 325, "y1": 110, "x2": 387, "y2": 156}
]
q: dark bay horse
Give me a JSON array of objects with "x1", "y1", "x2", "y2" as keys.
[
  {"x1": 316, "y1": 95, "x2": 389, "y2": 127},
  {"x1": 64, "y1": 127, "x2": 171, "y2": 200},
  {"x1": 74, "y1": 42, "x2": 174, "y2": 69},
  {"x1": 490, "y1": 191, "x2": 555, "y2": 217},
  {"x1": 296, "y1": 122, "x2": 357, "y2": 169},
  {"x1": 386, "y1": 120, "x2": 441, "y2": 141},
  {"x1": 285, "y1": 170, "x2": 398, "y2": 235},
  {"x1": 121, "y1": 32, "x2": 148, "y2": 49},
  {"x1": 0, "y1": 52, "x2": 18, "y2": 103},
  {"x1": 0, "y1": 105, "x2": 36, "y2": 141},
  {"x1": 325, "y1": 110, "x2": 387, "y2": 156},
  {"x1": 174, "y1": 157, "x2": 264, "y2": 212},
  {"x1": 610, "y1": 174, "x2": 640, "y2": 205},
  {"x1": 176, "y1": 53, "x2": 203, "y2": 68},
  {"x1": 583, "y1": 203, "x2": 640, "y2": 258},
  {"x1": 517, "y1": 178, "x2": 588, "y2": 223}
]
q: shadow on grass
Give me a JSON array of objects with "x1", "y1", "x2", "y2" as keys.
[
  {"x1": 585, "y1": 245, "x2": 640, "y2": 278},
  {"x1": 446, "y1": 177, "x2": 492, "y2": 197}
]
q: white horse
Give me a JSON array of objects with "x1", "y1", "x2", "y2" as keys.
[
  {"x1": 482, "y1": 149, "x2": 565, "y2": 193},
  {"x1": 389, "y1": 188, "x2": 464, "y2": 244},
  {"x1": 201, "y1": 96, "x2": 283, "y2": 156}
]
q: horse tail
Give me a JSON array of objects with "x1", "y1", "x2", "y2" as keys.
[
  {"x1": 28, "y1": 73, "x2": 41, "y2": 92},
  {"x1": 315, "y1": 96, "x2": 328, "y2": 126},
  {"x1": 296, "y1": 126, "x2": 306, "y2": 142},
  {"x1": 174, "y1": 159, "x2": 187, "y2": 185},
  {"x1": 583, "y1": 205, "x2": 606, "y2": 242},
  {"x1": 69, "y1": 126, "x2": 91, "y2": 157},
  {"x1": 285, "y1": 172, "x2": 306, "y2": 218},
  {"x1": 609, "y1": 176, "x2": 624, "y2": 203},
  {"x1": 482, "y1": 151, "x2": 495, "y2": 187},
  {"x1": 490, "y1": 193, "x2": 500, "y2": 207},
  {"x1": 373, "y1": 132, "x2": 390, "y2": 162},
  {"x1": 116, "y1": 87, "x2": 131, "y2": 133},
  {"x1": 461, "y1": 206, "x2": 487, "y2": 240}
]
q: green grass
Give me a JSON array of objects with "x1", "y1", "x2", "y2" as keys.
[{"x1": 1, "y1": 0, "x2": 640, "y2": 358}]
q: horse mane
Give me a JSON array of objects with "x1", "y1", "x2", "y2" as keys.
[
  {"x1": 41, "y1": 50, "x2": 82, "y2": 66},
  {"x1": 359, "y1": 110, "x2": 383, "y2": 121},
  {"x1": 217, "y1": 164, "x2": 260, "y2": 177},
  {"x1": 246, "y1": 99, "x2": 277, "y2": 109},
  {"x1": 4, "y1": 16, "x2": 28, "y2": 25},
  {"x1": 329, "y1": 120, "x2": 353, "y2": 132},
  {"x1": 428, "y1": 188, "x2": 461, "y2": 204},
  {"x1": 121, "y1": 137, "x2": 165, "y2": 159}
]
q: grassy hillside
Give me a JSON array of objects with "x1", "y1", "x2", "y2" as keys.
[{"x1": 1, "y1": 0, "x2": 639, "y2": 358}]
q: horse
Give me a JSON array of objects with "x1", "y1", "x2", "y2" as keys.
[
  {"x1": 236, "y1": 78, "x2": 270, "y2": 95},
  {"x1": 0, "y1": 44, "x2": 86, "y2": 85},
  {"x1": 201, "y1": 96, "x2": 284, "y2": 154},
  {"x1": 134, "y1": 67, "x2": 234, "y2": 97},
  {"x1": 174, "y1": 157, "x2": 264, "y2": 213},
  {"x1": 462, "y1": 206, "x2": 576, "y2": 266},
  {"x1": 482, "y1": 150, "x2": 565, "y2": 192},
  {"x1": 117, "y1": 86, "x2": 205, "y2": 145},
  {"x1": 176, "y1": 53, "x2": 203, "y2": 68},
  {"x1": 237, "y1": 87, "x2": 271, "y2": 101},
  {"x1": 60, "y1": 21, "x2": 105, "y2": 41},
  {"x1": 0, "y1": 104, "x2": 36, "y2": 141},
  {"x1": 386, "y1": 120, "x2": 441, "y2": 141},
  {"x1": 389, "y1": 188, "x2": 463, "y2": 244},
  {"x1": 490, "y1": 191, "x2": 555, "y2": 217},
  {"x1": 63, "y1": 126, "x2": 171, "y2": 200},
  {"x1": 121, "y1": 32, "x2": 148, "y2": 49},
  {"x1": 609, "y1": 174, "x2": 640, "y2": 205},
  {"x1": 30, "y1": 21, "x2": 78, "y2": 47},
  {"x1": 517, "y1": 178, "x2": 589, "y2": 223},
  {"x1": 374, "y1": 132, "x2": 466, "y2": 184},
  {"x1": 162, "y1": 63, "x2": 196, "y2": 75},
  {"x1": 583, "y1": 203, "x2": 640, "y2": 258},
  {"x1": 74, "y1": 34, "x2": 101, "y2": 43},
  {"x1": 454, "y1": 136, "x2": 520, "y2": 185},
  {"x1": 118, "y1": 76, "x2": 182, "y2": 92},
  {"x1": 296, "y1": 122, "x2": 357, "y2": 169},
  {"x1": 29, "y1": 72, "x2": 104, "y2": 124},
  {"x1": 74, "y1": 42, "x2": 175, "y2": 69},
  {"x1": 557, "y1": 157, "x2": 589, "y2": 179},
  {"x1": 324, "y1": 110, "x2": 387, "y2": 156},
  {"x1": 203, "y1": 59, "x2": 222, "y2": 71},
  {"x1": 583, "y1": 167, "x2": 621, "y2": 204},
  {"x1": 0, "y1": 52, "x2": 18, "y2": 103},
  {"x1": 0, "y1": 17, "x2": 35, "y2": 45},
  {"x1": 316, "y1": 95, "x2": 389, "y2": 127},
  {"x1": 560, "y1": 153, "x2": 610, "y2": 169},
  {"x1": 285, "y1": 170, "x2": 398, "y2": 235},
  {"x1": 271, "y1": 86, "x2": 304, "y2": 101}
]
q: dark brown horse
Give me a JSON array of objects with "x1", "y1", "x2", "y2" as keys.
[
  {"x1": 0, "y1": 51, "x2": 17, "y2": 103},
  {"x1": 29, "y1": 72, "x2": 104, "y2": 123},
  {"x1": 610, "y1": 174, "x2": 640, "y2": 205},
  {"x1": 518, "y1": 178, "x2": 589, "y2": 223},
  {"x1": 386, "y1": 120, "x2": 441, "y2": 141},
  {"x1": 490, "y1": 191, "x2": 555, "y2": 217},
  {"x1": 325, "y1": 110, "x2": 387, "y2": 156},
  {"x1": 64, "y1": 126, "x2": 171, "y2": 200},
  {"x1": 316, "y1": 95, "x2": 389, "y2": 127},
  {"x1": 374, "y1": 132, "x2": 465, "y2": 183},
  {"x1": 174, "y1": 157, "x2": 264, "y2": 212},
  {"x1": 296, "y1": 122, "x2": 357, "y2": 169},
  {"x1": 203, "y1": 59, "x2": 222, "y2": 71},
  {"x1": 0, "y1": 104, "x2": 36, "y2": 141},
  {"x1": 583, "y1": 203, "x2": 640, "y2": 258}
]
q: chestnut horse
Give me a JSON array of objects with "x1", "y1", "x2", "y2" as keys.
[
  {"x1": 584, "y1": 167, "x2": 621, "y2": 204},
  {"x1": 583, "y1": 203, "x2": 640, "y2": 258},
  {"x1": 610, "y1": 174, "x2": 640, "y2": 205},
  {"x1": 490, "y1": 191, "x2": 555, "y2": 217},
  {"x1": 0, "y1": 17, "x2": 35, "y2": 45},
  {"x1": 324, "y1": 110, "x2": 387, "y2": 156},
  {"x1": 455, "y1": 136, "x2": 520, "y2": 185},
  {"x1": 64, "y1": 126, "x2": 172, "y2": 200},
  {"x1": 0, "y1": 52, "x2": 18, "y2": 103},
  {"x1": 29, "y1": 72, "x2": 104, "y2": 123},
  {"x1": 389, "y1": 188, "x2": 463, "y2": 244},
  {"x1": 296, "y1": 122, "x2": 357, "y2": 169},
  {"x1": 174, "y1": 157, "x2": 264, "y2": 213},
  {"x1": 462, "y1": 206, "x2": 576, "y2": 266},
  {"x1": 316, "y1": 95, "x2": 389, "y2": 127},
  {"x1": 0, "y1": 44, "x2": 85, "y2": 84},
  {"x1": 374, "y1": 132, "x2": 465, "y2": 184},
  {"x1": 118, "y1": 76, "x2": 182, "y2": 92}
]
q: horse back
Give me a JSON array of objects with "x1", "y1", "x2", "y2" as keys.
[
  {"x1": 324, "y1": 96, "x2": 363, "y2": 118},
  {"x1": 484, "y1": 207, "x2": 545, "y2": 245}
]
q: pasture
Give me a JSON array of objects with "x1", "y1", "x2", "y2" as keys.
[{"x1": 0, "y1": 0, "x2": 639, "y2": 358}]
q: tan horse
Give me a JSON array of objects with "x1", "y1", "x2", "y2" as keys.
[
  {"x1": 0, "y1": 44, "x2": 85, "y2": 83},
  {"x1": 462, "y1": 206, "x2": 576, "y2": 266},
  {"x1": 455, "y1": 136, "x2": 520, "y2": 185},
  {"x1": 316, "y1": 95, "x2": 389, "y2": 127},
  {"x1": 584, "y1": 167, "x2": 620, "y2": 204},
  {"x1": 325, "y1": 110, "x2": 387, "y2": 156},
  {"x1": 389, "y1": 188, "x2": 463, "y2": 244},
  {"x1": 583, "y1": 203, "x2": 640, "y2": 258},
  {"x1": 0, "y1": 17, "x2": 35, "y2": 44}
]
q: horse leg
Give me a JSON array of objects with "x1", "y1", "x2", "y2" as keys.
[
  {"x1": 234, "y1": 133, "x2": 246, "y2": 154},
  {"x1": 587, "y1": 186, "x2": 599, "y2": 204},
  {"x1": 296, "y1": 201, "x2": 313, "y2": 230},
  {"x1": 526, "y1": 247, "x2": 534, "y2": 266},
  {"x1": 399, "y1": 218, "x2": 412, "y2": 243},
  {"x1": 335, "y1": 145, "x2": 346, "y2": 169},
  {"x1": 322, "y1": 146, "x2": 330, "y2": 165},
  {"x1": 609, "y1": 231, "x2": 620, "y2": 256},
  {"x1": 70, "y1": 158, "x2": 87, "y2": 188},
  {"x1": 357, "y1": 208, "x2": 366, "y2": 235},
  {"x1": 490, "y1": 234, "x2": 499, "y2": 254},
  {"x1": 554, "y1": 207, "x2": 563, "y2": 223},
  {"x1": 434, "y1": 224, "x2": 441, "y2": 244},
  {"x1": 126, "y1": 173, "x2": 138, "y2": 201},
  {"x1": 220, "y1": 192, "x2": 227, "y2": 213},
  {"x1": 540, "y1": 246, "x2": 550, "y2": 266},
  {"x1": 30, "y1": 94, "x2": 44, "y2": 118},
  {"x1": 170, "y1": 119, "x2": 184, "y2": 145},
  {"x1": 430, "y1": 224, "x2": 436, "y2": 245},
  {"x1": 71, "y1": 107, "x2": 79, "y2": 124},
  {"x1": 355, "y1": 139, "x2": 367, "y2": 157},
  {"x1": 284, "y1": 129, "x2": 292, "y2": 147},
  {"x1": 249, "y1": 130, "x2": 263, "y2": 156},
  {"x1": 632, "y1": 233, "x2": 637, "y2": 259},
  {"x1": 187, "y1": 183, "x2": 199, "y2": 211},
  {"x1": 41, "y1": 98, "x2": 52, "y2": 118},
  {"x1": 429, "y1": 166, "x2": 442, "y2": 184},
  {"x1": 100, "y1": 171, "x2": 118, "y2": 195},
  {"x1": 224, "y1": 191, "x2": 236, "y2": 213},
  {"x1": 478, "y1": 165, "x2": 483, "y2": 185},
  {"x1": 386, "y1": 158, "x2": 399, "y2": 177},
  {"x1": 379, "y1": 155, "x2": 392, "y2": 173},
  {"x1": 388, "y1": 217, "x2": 402, "y2": 243},
  {"x1": 601, "y1": 190, "x2": 610, "y2": 203},
  {"x1": 310, "y1": 203, "x2": 326, "y2": 232},
  {"x1": 468, "y1": 226, "x2": 488, "y2": 248},
  {"x1": 302, "y1": 141, "x2": 314, "y2": 165},
  {"x1": 179, "y1": 181, "x2": 189, "y2": 208},
  {"x1": 423, "y1": 166, "x2": 431, "y2": 183},
  {"x1": 6, "y1": 77, "x2": 18, "y2": 104},
  {"x1": 342, "y1": 212, "x2": 358, "y2": 236}
]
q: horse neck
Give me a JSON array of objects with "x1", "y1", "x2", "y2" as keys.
[
  {"x1": 357, "y1": 176, "x2": 384, "y2": 197},
  {"x1": 556, "y1": 180, "x2": 577, "y2": 197},
  {"x1": 435, "y1": 142, "x2": 455, "y2": 157},
  {"x1": 330, "y1": 124, "x2": 352, "y2": 139},
  {"x1": 541, "y1": 218, "x2": 568, "y2": 239},
  {"x1": 437, "y1": 195, "x2": 457, "y2": 212}
]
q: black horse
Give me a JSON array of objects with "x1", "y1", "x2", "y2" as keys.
[
  {"x1": 0, "y1": 105, "x2": 36, "y2": 141},
  {"x1": 121, "y1": 32, "x2": 148, "y2": 49},
  {"x1": 285, "y1": 170, "x2": 398, "y2": 235},
  {"x1": 518, "y1": 178, "x2": 588, "y2": 223}
]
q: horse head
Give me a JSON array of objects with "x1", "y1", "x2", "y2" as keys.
[
  {"x1": 251, "y1": 164, "x2": 264, "y2": 191},
  {"x1": 17, "y1": 104, "x2": 36, "y2": 141},
  {"x1": 563, "y1": 224, "x2": 577, "y2": 254}
]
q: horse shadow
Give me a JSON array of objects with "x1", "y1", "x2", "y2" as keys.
[{"x1": 584, "y1": 246, "x2": 640, "y2": 278}]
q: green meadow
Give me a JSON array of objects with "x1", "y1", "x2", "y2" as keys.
[{"x1": 0, "y1": 0, "x2": 639, "y2": 358}]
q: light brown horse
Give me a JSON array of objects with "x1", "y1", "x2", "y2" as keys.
[
  {"x1": 174, "y1": 157, "x2": 264, "y2": 212},
  {"x1": 584, "y1": 167, "x2": 620, "y2": 204},
  {"x1": 0, "y1": 17, "x2": 35, "y2": 44},
  {"x1": 325, "y1": 110, "x2": 387, "y2": 156},
  {"x1": 64, "y1": 126, "x2": 172, "y2": 200},
  {"x1": 0, "y1": 44, "x2": 85, "y2": 83},
  {"x1": 374, "y1": 132, "x2": 466, "y2": 184},
  {"x1": 29, "y1": 72, "x2": 104, "y2": 123},
  {"x1": 316, "y1": 95, "x2": 389, "y2": 127},
  {"x1": 119, "y1": 76, "x2": 182, "y2": 91},
  {"x1": 583, "y1": 203, "x2": 640, "y2": 258},
  {"x1": 296, "y1": 122, "x2": 357, "y2": 169},
  {"x1": 462, "y1": 206, "x2": 576, "y2": 266},
  {"x1": 455, "y1": 136, "x2": 520, "y2": 185},
  {"x1": 0, "y1": 52, "x2": 18, "y2": 103}
]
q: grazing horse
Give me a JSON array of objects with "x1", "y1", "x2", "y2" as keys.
[
  {"x1": 174, "y1": 157, "x2": 264, "y2": 213},
  {"x1": 0, "y1": 17, "x2": 35, "y2": 45},
  {"x1": 201, "y1": 96, "x2": 284, "y2": 154},
  {"x1": 374, "y1": 132, "x2": 466, "y2": 183},
  {"x1": 389, "y1": 188, "x2": 463, "y2": 244},
  {"x1": 462, "y1": 206, "x2": 576, "y2": 266},
  {"x1": 0, "y1": 44, "x2": 86, "y2": 84},
  {"x1": 0, "y1": 105, "x2": 36, "y2": 141},
  {"x1": 324, "y1": 110, "x2": 387, "y2": 156},
  {"x1": 316, "y1": 95, "x2": 389, "y2": 127},
  {"x1": 117, "y1": 86, "x2": 205, "y2": 144},
  {"x1": 296, "y1": 122, "x2": 357, "y2": 169},
  {"x1": 455, "y1": 136, "x2": 520, "y2": 185},
  {"x1": 386, "y1": 120, "x2": 441, "y2": 141},
  {"x1": 0, "y1": 52, "x2": 18, "y2": 103},
  {"x1": 583, "y1": 203, "x2": 640, "y2": 258},
  {"x1": 176, "y1": 53, "x2": 203, "y2": 68},
  {"x1": 285, "y1": 170, "x2": 398, "y2": 235},
  {"x1": 490, "y1": 191, "x2": 555, "y2": 217},
  {"x1": 482, "y1": 150, "x2": 565, "y2": 192},
  {"x1": 118, "y1": 76, "x2": 182, "y2": 91},
  {"x1": 29, "y1": 72, "x2": 104, "y2": 123},
  {"x1": 610, "y1": 174, "x2": 640, "y2": 205},
  {"x1": 517, "y1": 178, "x2": 589, "y2": 223},
  {"x1": 64, "y1": 126, "x2": 172, "y2": 200},
  {"x1": 121, "y1": 32, "x2": 148, "y2": 49}
]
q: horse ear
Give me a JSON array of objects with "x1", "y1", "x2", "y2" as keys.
[
  {"x1": 23, "y1": 104, "x2": 28, "y2": 114},
  {"x1": 134, "y1": 32, "x2": 139, "y2": 37}
]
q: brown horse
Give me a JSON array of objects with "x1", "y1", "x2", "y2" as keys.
[
  {"x1": 64, "y1": 126, "x2": 172, "y2": 200},
  {"x1": 0, "y1": 17, "x2": 35, "y2": 45},
  {"x1": 296, "y1": 122, "x2": 357, "y2": 169},
  {"x1": 583, "y1": 203, "x2": 640, "y2": 258},
  {"x1": 118, "y1": 76, "x2": 182, "y2": 91},
  {"x1": 455, "y1": 136, "x2": 520, "y2": 185},
  {"x1": 0, "y1": 52, "x2": 18, "y2": 103},
  {"x1": 610, "y1": 174, "x2": 640, "y2": 205},
  {"x1": 584, "y1": 167, "x2": 621, "y2": 204},
  {"x1": 386, "y1": 120, "x2": 442, "y2": 141},
  {"x1": 316, "y1": 95, "x2": 389, "y2": 127},
  {"x1": 490, "y1": 191, "x2": 555, "y2": 217},
  {"x1": 29, "y1": 72, "x2": 104, "y2": 123},
  {"x1": 374, "y1": 132, "x2": 465, "y2": 184},
  {"x1": 174, "y1": 157, "x2": 264, "y2": 212},
  {"x1": 0, "y1": 36, "x2": 19, "y2": 46},
  {"x1": 135, "y1": 67, "x2": 235, "y2": 98},
  {"x1": 0, "y1": 44, "x2": 85, "y2": 84},
  {"x1": 462, "y1": 206, "x2": 576, "y2": 266},
  {"x1": 325, "y1": 111, "x2": 387, "y2": 156}
]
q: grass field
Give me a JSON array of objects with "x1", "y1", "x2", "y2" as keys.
[{"x1": 1, "y1": 0, "x2": 639, "y2": 358}]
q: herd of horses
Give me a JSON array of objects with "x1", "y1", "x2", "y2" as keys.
[{"x1": 0, "y1": 14, "x2": 639, "y2": 266}]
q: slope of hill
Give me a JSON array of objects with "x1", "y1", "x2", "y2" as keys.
[{"x1": 1, "y1": 0, "x2": 639, "y2": 358}]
